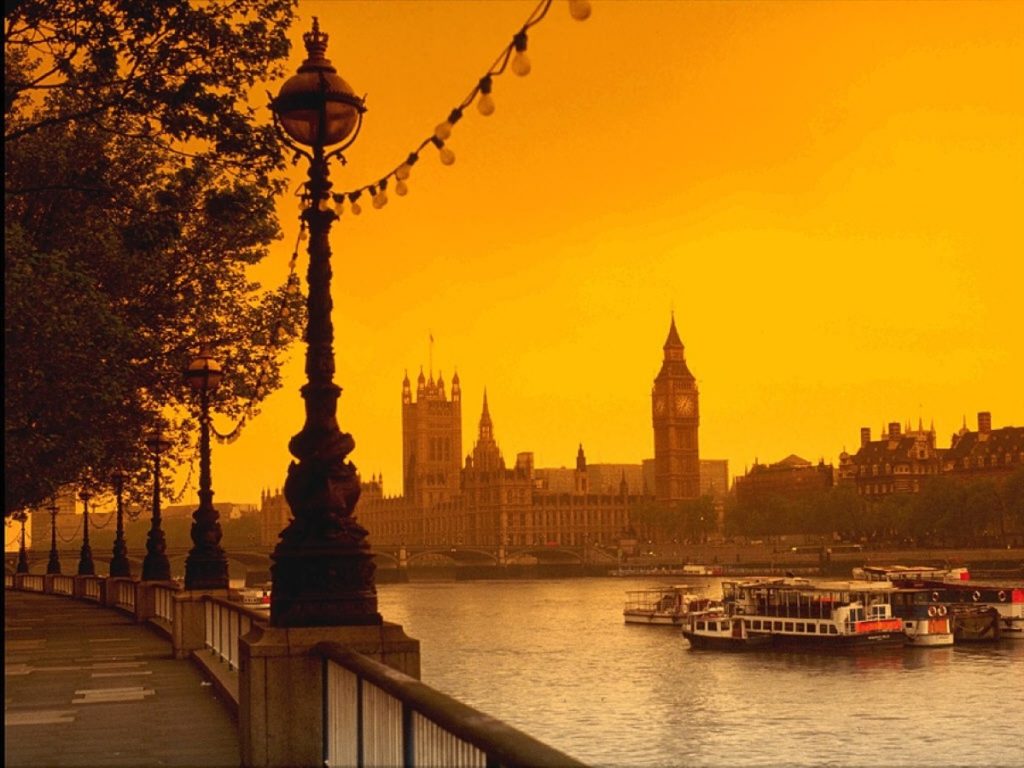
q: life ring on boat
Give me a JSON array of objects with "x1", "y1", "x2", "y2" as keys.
[
  {"x1": 927, "y1": 606, "x2": 937, "y2": 617},
  {"x1": 931, "y1": 591, "x2": 941, "y2": 602},
  {"x1": 937, "y1": 605, "x2": 947, "y2": 616},
  {"x1": 998, "y1": 590, "x2": 1007, "y2": 602},
  {"x1": 972, "y1": 590, "x2": 981, "y2": 602}
]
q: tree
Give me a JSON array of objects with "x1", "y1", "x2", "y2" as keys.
[{"x1": 5, "y1": 0, "x2": 301, "y2": 514}]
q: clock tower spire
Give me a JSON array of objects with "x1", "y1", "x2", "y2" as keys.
[{"x1": 652, "y1": 313, "x2": 700, "y2": 504}]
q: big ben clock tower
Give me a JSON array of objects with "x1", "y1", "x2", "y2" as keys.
[{"x1": 652, "y1": 314, "x2": 700, "y2": 504}]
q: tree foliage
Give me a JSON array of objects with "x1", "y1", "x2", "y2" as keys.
[
  {"x1": 723, "y1": 469, "x2": 1024, "y2": 546},
  {"x1": 5, "y1": 0, "x2": 302, "y2": 514}
]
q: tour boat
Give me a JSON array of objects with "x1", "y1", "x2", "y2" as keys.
[
  {"x1": 888, "y1": 587, "x2": 954, "y2": 647},
  {"x1": 683, "y1": 578, "x2": 906, "y2": 649},
  {"x1": 623, "y1": 585, "x2": 719, "y2": 626}
]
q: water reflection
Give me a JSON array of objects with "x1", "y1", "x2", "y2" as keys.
[{"x1": 379, "y1": 578, "x2": 1024, "y2": 767}]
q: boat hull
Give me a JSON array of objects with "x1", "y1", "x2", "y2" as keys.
[{"x1": 682, "y1": 631, "x2": 770, "y2": 650}]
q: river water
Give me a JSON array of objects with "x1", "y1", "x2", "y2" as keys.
[{"x1": 376, "y1": 577, "x2": 1024, "y2": 768}]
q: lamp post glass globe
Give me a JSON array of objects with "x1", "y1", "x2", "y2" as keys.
[
  {"x1": 267, "y1": 18, "x2": 380, "y2": 628},
  {"x1": 271, "y1": 17, "x2": 364, "y2": 149}
]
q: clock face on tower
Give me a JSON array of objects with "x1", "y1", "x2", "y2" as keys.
[{"x1": 674, "y1": 392, "x2": 694, "y2": 416}]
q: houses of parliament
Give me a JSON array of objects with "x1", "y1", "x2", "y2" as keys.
[{"x1": 258, "y1": 317, "x2": 725, "y2": 549}]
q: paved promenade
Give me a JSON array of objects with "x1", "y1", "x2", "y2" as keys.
[{"x1": 4, "y1": 590, "x2": 239, "y2": 767}]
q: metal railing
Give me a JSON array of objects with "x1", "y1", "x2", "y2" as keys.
[
  {"x1": 317, "y1": 643, "x2": 585, "y2": 768},
  {"x1": 21, "y1": 574, "x2": 45, "y2": 592},
  {"x1": 52, "y1": 575, "x2": 76, "y2": 595},
  {"x1": 114, "y1": 579, "x2": 137, "y2": 612},
  {"x1": 204, "y1": 597, "x2": 265, "y2": 671},
  {"x1": 82, "y1": 575, "x2": 103, "y2": 601},
  {"x1": 153, "y1": 584, "x2": 177, "y2": 625}
]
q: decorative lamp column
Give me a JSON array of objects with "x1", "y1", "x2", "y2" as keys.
[
  {"x1": 15, "y1": 511, "x2": 30, "y2": 574},
  {"x1": 141, "y1": 428, "x2": 172, "y2": 581},
  {"x1": 183, "y1": 348, "x2": 229, "y2": 590},
  {"x1": 268, "y1": 18, "x2": 380, "y2": 627},
  {"x1": 46, "y1": 499, "x2": 61, "y2": 575},
  {"x1": 109, "y1": 470, "x2": 131, "y2": 577},
  {"x1": 77, "y1": 490, "x2": 95, "y2": 576}
]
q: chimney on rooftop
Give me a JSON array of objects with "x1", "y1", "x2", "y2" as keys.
[
  {"x1": 978, "y1": 411, "x2": 991, "y2": 434},
  {"x1": 860, "y1": 427, "x2": 871, "y2": 447},
  {"x1": 888, "y1": 422, "x2": 901, "y2": 439}
]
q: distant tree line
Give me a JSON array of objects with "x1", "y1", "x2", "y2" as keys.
[{"x1": 722, "y1": 467, "x2": 1024, "y2": 547}]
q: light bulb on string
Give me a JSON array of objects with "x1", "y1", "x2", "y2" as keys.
[
  {"x1": 332, "y1": 193, "x2": 345, "y2": 216},
  {"x1": 318, "y1": 196, "x2": 330, "y2": 212},
  {"x1": 569, "y1": 0, "x2": 591, "y2": 21},
  {"x1": 348, "y1": 191, "x2": 362, "y2": 216},
  {"x1": 511, "y1": 31, "x2": 531, "y2": 76},
  {"x1": 395, "y1": 179, "x2": 409, "y2": 196},
  {"x1": 477, "y1": 75, "x2": 495, "y2": 116},
  {"x1": 372, "y1": 180, "x2": 389, "y2": 209},
  {"x1": 433, "y1": 108, "x2": 463, "y2": 142},
  {"x1": 432, "y1": 136, "x2": 455, "y2": 166}
]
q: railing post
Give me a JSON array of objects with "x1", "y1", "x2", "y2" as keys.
[
  {"x1": 239, "y1": 623, "x2": 420, "y2": 767},
  {"x1": 172, "y1": 588, "x2": 229, "y2": 660}
]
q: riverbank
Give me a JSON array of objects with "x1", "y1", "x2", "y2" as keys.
[{"x1": 375, "y1": 545, "x2": 1023, "y2": 583}]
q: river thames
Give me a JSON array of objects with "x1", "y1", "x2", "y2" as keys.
[{"x1": 377, "y1": 577, "x2": 1024, "y2": 767}]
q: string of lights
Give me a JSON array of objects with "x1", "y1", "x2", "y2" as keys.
[
  {"x1": 323, "y1": 0, "x2": 591, "y2": 216},
  {"x1": 200, "y1": 0, "x2": 590, "y2": 444},
  {"x1": 58, "y1": 518, "x2": 84, "y2": 544}
]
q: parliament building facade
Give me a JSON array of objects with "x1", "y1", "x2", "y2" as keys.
[{"x1": 258, "y1": 318, "x2": 718, "y2": 549}]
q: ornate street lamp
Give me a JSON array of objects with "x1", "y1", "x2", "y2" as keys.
[
  {"x1": 109, "y1": 470, "x2": 131, "y2": 577},
  {"x1": 183, "y1": 348, "x2": 229, "y2": 589},
  {"x1": 46, "y1": 498, "x2": 61, "y2": 575},
  {"x1": 142, "y1": 428, "x2": 172, "y2": 581},
  {"x1": 14, "y1": 510, "x2": 30, "y2": 574},
  {"x1": 267, "y1": 18, "x2": 380, "y2": 627},
  {"x1": 77, "y1": 490, "x2": 95, "y2": 576}
]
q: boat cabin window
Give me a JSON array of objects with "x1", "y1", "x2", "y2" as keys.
[
  {"x1": 795, "y1": 622, "x2": 806, "y2": 633},
  {"x1": 696, "y1": 621, "x2": 706, "y2": 631},
  {"x1": 784, "y1": 622, "x2": 794, "y2": 632},
  {"x1": 752, "y1": 620, "x2": 762, "y2": 630},
  {"x1": 828, "y1": 625, "x2": 838, "y2": 634},
  {"x1": 774, "y1": 621, "x2": 783, "y2": 630}
]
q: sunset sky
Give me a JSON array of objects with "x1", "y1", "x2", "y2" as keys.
[{"x1": 195, "y1": 0, "x2": 1022, "y2": 507}]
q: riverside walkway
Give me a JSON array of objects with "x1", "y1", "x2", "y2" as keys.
[{"x1": 4, "y1": 589, "x2": 239, "y2": 767}]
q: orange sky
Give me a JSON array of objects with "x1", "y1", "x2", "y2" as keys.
[{"x1": 189, "y1": 0, "x2": 1022, "y2": 507}]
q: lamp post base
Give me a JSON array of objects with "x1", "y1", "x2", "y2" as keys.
[
  {"x1": 77, "y1": 545, "x2": 95, "y2": 576},
  {"x1": 109, "y1": 555, "x2": 132, "y2": 578},
  {"x1": 46, "y1": 555, "x2": 61, "y2": 575},
  {"x1": 270, "y1": 534, "x2": 382, "y2": 628},
  {"x1": 184, "y1": 548, "x2": 229, "y2": 590},
  {"x1": 142, "y1": 528, "x2": 171, "y2": 581}
]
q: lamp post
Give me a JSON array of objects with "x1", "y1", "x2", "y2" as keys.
[
  {"x1": 14, "y1": 510, "x2": 30, "y2": 574},
  {"x1": 142, "y1": 428, "x2": 172, "y2": 581},
  {"x1": 77, "y1": 490, "x2": 95, "y2": 576},
  {"x1": 46, "y1": 499, "x2": 61, "y2": 575},
  {"x1": 109, "y1": 470, "x2": 131, "y2": 577},
  {"x1": 267, "y1": 18, "x2": 380, "y2": 627},
  {"x1": 183, "y1": 348, "x2": 229, "y2": 590}
]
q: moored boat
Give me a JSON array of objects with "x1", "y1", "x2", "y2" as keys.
[
  {"x1": 889, "y1": 587, "x2": 953, "y2": 647},
  {"x1": 623, "y1": 584, "x2": 719, "y2": 626},
  {"x1": 682, "y1": 609, "x2": 771, "y2": 650},
  {"x1": 702, "y1": 578, "x2": 906, "y2": 649}
]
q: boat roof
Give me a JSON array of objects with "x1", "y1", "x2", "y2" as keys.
[{"x1": 724, "y1": 577, "x2": 895, "y2": 593}]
